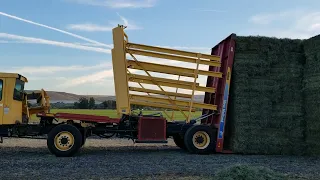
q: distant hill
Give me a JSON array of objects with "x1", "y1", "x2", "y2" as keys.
[{"x1": 26, "y1": 90, "x2": 205, "y2": 103}]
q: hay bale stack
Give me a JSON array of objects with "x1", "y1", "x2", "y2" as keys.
[
  {"x1": 226, "y1": 36, "x2": 306, "y2": 155},
  {"x1": 302, "y1": 35, "x2": 320, "y2": 155}
]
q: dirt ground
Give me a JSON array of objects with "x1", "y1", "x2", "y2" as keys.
[{"x1": 1, "y1": 137, "x2": 319, "y2": 180}]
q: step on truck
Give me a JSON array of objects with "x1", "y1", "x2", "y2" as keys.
[{"x1": 0, "y1": 25, "x2": 236, "y2": 157}]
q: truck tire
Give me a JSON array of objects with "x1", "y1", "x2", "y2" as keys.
[
  {"x1": 184, "y1": 125, "x2": 216, "y2": 154},
  {"x1": 173, "y1": 134, "x2": 187, "y2": 150},
  {"x1": 47, "y1": 124, "x2": 83, "y2": 157},
  {"x1": 81, "y1": 137, "x2": 86, "y2": 147}
]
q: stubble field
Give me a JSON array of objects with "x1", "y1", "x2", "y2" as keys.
[{"x1": 2, "y1": 109, "x2": 320, "y2": 179}]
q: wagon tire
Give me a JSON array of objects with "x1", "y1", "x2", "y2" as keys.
[
  {"x1": 184, "y1": 125, "x2": 216, "y2": 154},
  {"x1": 47, "y1": 124, "x2": 83, "y2": 157},
  {"x1": 173, "y1": 134, "x2": 187, "y2": 150}
]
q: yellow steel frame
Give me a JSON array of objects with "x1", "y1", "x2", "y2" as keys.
[{"x1": 111, "y1": 25, "x2": 222, "y2": 122}]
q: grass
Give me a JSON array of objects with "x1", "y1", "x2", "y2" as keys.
[{"x1": 31, "y1": 109, "x2": 203, "y2": 121}]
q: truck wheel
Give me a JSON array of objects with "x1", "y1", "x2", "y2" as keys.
[
  {"x1": 184, "y1": 125, "x2": 216, "y2": 154},
  {"x1": 173, "y1": 134, "x2": 186, "y2": 150},
  {"x1": 81, "y1": 137, "x2": 86, "y2": 147},
  {"x1": 47, "y1": 124, "x2": 83, "y2": 157}
]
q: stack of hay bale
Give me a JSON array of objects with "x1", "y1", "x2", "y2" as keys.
[
  {"x1": 303, "y1": 35, "x2": 320, "y2": 155},
  {"x1": 226, "y1": 36, "x2": 307, "y2": 155}
]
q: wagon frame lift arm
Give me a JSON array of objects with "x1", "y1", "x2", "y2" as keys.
[{"x1": 111, "y1": 25, "x2": 223, "y2": 124}]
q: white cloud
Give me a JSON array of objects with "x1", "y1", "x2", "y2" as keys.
[
  {"x1": 1, "y1": 63, "x2": 111, "y2": 75},
  {"x1": 27, "y1": 76, "x2": 68, "y2": 81},
  {"x1": 0, "y1": 39, "x2": 114, "y2": 48},
  {"x1": 248, "y1": 10, "x2": 300, "y2": 25},
  {"x1": 246, "y1": 9, "x2": 320, "y2": 39},
  {"x1": 74, "y1": 42, "x2": 114, "y2": 48},
  {"x1": 309, "y1": 23, "x2": 320, "y2": 31},
  {"x1": 66, "y1": 0, "x2": 157, "y2": 8},
  {"x1": 59, "y1": 69, "x2": 114, "y2": 87},
  {"x1": 0, "y1": 33, "x2": 111, "y2": 54},
  {"x1": 154, "y1": 45, "x2": 211, "y2": 54},
  {"x1": 67, "y1": 13, "x2": 141, "y2": 32},
  {"x1": 0, "y1": 11, "x2": 109, "y2": 47},
  {"x1": 67, "y1": 23, "x2": 113, "y2": 32}
]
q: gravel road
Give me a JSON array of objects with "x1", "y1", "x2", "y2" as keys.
[{"x1": 1, "y1": 137, "x2": 319, "y2": 180}]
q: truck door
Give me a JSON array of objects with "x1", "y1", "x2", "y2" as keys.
[{"x1": 0, "y1": 78, "x2": 4, "y2": 125}]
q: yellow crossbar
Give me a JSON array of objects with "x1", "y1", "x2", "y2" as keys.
[
  {"x1": 128, "y1": 74, "x2": 199, "y2": 86},
  {"x1": 130, "y1": 100, "x2": 197, "y2": 112},
  {"x1": 128, "y1": 74, "x2": 215, "y2": 93},
  {"x1": 127, "y1": 60, "x2": 222, "y2": 78},
  {"x1": 127, "y1": 49, "x2": 220, "y2": 67},
  {"x1": 130, "y1": 94, "x2": 217, "y2": 110},
  {"x1": 129, "y1": 87, "x2": 192, "y2": 99},
  {"x1": 126, "y1": 42, "x2": 220, "y2": 61}
]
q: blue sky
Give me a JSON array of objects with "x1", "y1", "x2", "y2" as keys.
[{"x1": 1, "y1": 0, "x2": 320, "y2": 95}]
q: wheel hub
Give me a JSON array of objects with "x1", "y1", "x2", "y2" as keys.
[
  {"x1": 60, "y1": 137, "x2": 69, "y2": 145},
  {"x1": 54, "y1": 131, "x2": 75, "y2": 151},
  {"x1": 192, "y1": 131, "x2": 210, "y2": 149},
  {"x1": 195, "y1": 136, "x2": 204, "y2": 144}
]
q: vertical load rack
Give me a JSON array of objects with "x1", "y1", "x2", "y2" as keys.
[{"x1": 112, "y1": 25, "x2": 236, "y2": 153}]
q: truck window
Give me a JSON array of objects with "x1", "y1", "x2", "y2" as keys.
[
  {"x1": 0, "y1": 80, "x2": 2, "y2": 101},
  {"x1": 13, "y1": 79, "x2": 25, "y2": 101}
]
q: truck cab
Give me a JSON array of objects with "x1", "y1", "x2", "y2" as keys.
[{"x1": 0, "y1": 73, "x2": 28, "y2": 126}]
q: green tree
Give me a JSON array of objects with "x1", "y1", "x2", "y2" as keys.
[
  {"x1": 74, "y1": 102, "x2": 79, "y2": 109},
  {"x1": 78, "y1": 97, "x2": 89, "y2": 109},
  {"x1": 89, "y1": 97, "x2": 95, "y2": 109}
]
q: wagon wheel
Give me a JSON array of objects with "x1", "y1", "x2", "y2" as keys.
[
  {"x1": 47, "y1": 124, "x2": 83, "y2": 157},
  {"x1": 184, "y1": 125, "x2": 216, "y2": 154}
]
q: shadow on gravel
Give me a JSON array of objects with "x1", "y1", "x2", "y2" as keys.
[
  {"x1": 0, "y1": 145, "x2": 189, "y2": 157},
  {"x1": 80, "y1": 146, "x2": 186, "y2": 155}
]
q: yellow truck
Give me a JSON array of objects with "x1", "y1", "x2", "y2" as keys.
[{"x1": 0, "y1": 25, "x2": 235, "y2": 157}]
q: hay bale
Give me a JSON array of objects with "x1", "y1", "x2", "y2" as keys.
[
  {"x1": 302, "y1": 35, "x2": 320, "y2": 155},
  {"x1": 226, "y1": 36, "x2": 306, "y2": 155},
  {"x1": 214, "y1": 164, "x2": 287, "y2": 180}
]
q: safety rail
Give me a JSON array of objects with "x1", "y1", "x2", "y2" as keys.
[
  {"x1": 111, "y1": 25, "x2": 223, "y2": 123},
  {"x1": 26, "y1": 89, "x2": 51, "y2": 117}
]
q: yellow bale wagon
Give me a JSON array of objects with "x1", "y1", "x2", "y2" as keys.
[{"x1": 0, "y1": 25, "x2": 235, "y2": 157}]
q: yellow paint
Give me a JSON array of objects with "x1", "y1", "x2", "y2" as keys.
[
  {"x1": 54, "y1": 131, "x2": 75, "y2": 151},
  {"x1": 127, "y1": 60, "x2": 222, "y2": 78},
  {"x1": 26, "y1": 89, "x2": 51, "y2": 117},
  {"x1": 129, "y1": 87, "x2": 192, "y2": 99},
  {"x1": 126, "y1": 42, "x2": 221, "y2": 62},
  {"x1": 111, "y1": 25, "x2": 224, "y2": 122},
  {"x1": 2, "y1": 75, "x2": 24, "y2": 124},
  {"x1": 192, "y1": 131, "x2": 210, "y2": 149},
  {"x1": 112, "y1": 26, "x2": 131, "y2": 116},
  {"x1": 0, "y1": 72, "x2": 28, "y2": 82},
  {"x1": 226, "y1": 67, "x2": 231, "y2": 86},
  {"x1": 127, "y1": 49, "x2": 221, "y2": 67},
  {"x1": 0, "y1": 72, "x2": 50, "y2": 125},
  {"x1": 128, "y1": 74, "x2": 215, "y2": 93},
  {"x1": 0, "y1": 78, "x2": 4, "y2": 125},
  {"x1": 130, "y1": 94, "x2": 217, "y2": 110}
]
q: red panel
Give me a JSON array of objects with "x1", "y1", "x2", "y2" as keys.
[
  {"x1": 137, "y1": 117, "x2": 166, "y2": 141},
  {"x1": 202, "y1": 33, "x2": 236, "y2": 153},
  {"x1": 37, "y1": 112, "x2": 120, "y2": 123}
]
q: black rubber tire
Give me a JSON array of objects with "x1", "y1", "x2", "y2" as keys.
[
  {"x1": 80, "y1": 129, "x2": 87, "y2": 147},
  {"x1": 184, "y1": 125, "x2": 216, "y2": 154},
  {"x1": 47, "y1": 124, "x2": 83, "y2": 157},
  {"x1": 81, "y1": 137, "x2": 86, "y2": 147},
  {"x1": 173, "y1": 134, "x2": 187, "y2": 150}
]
